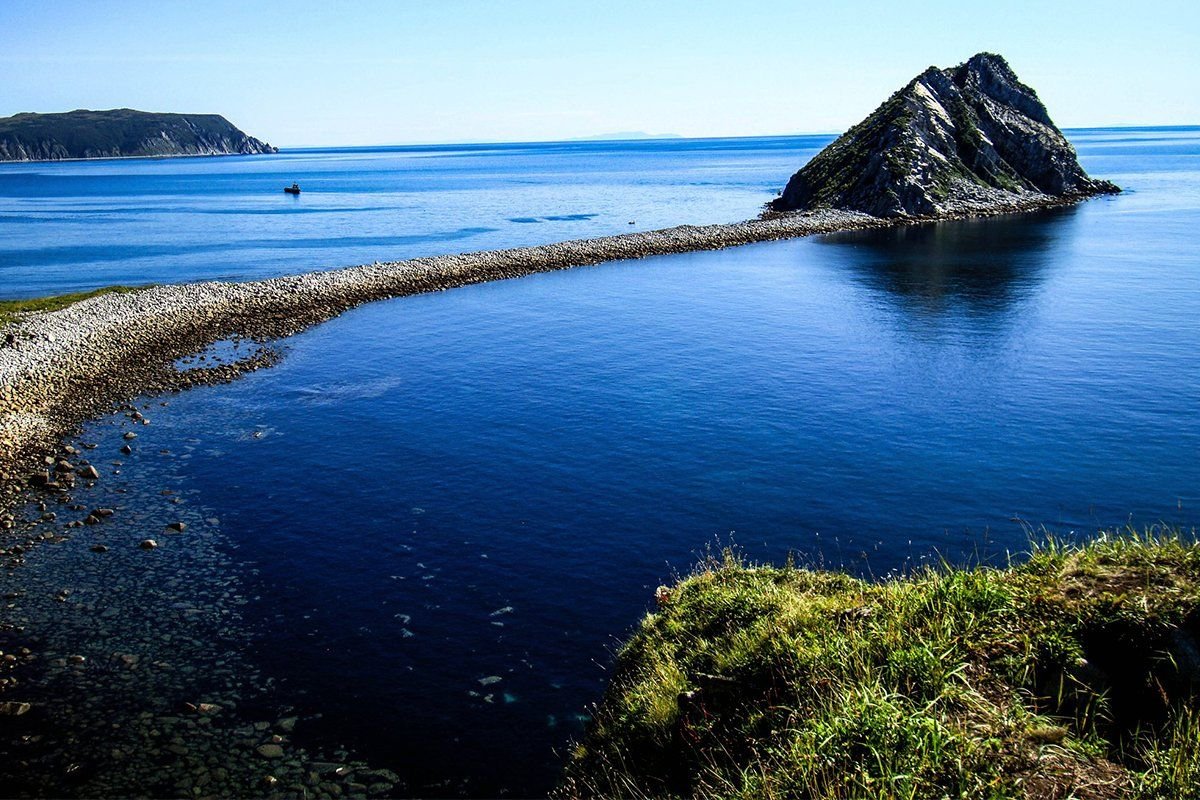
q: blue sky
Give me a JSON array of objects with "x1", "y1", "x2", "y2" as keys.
[{"x1": 2, "y1": 0, "x2": 1197, "y2": 146}]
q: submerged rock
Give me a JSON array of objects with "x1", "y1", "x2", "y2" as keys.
[
  {"x1": 257, "y1": 743, "x2": 284, "y2": 759},
  {"x1": 771, "y1": 52, "x2": 1119, "y2": 217}
]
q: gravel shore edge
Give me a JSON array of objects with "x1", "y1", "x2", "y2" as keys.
[{"x1": 0, "y1": 195, "x2": 1103, "y2": 510}]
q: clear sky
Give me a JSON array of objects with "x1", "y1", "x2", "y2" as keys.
[{"x1": 2, "y1": 0, "x2": 1197, "y2": 146}]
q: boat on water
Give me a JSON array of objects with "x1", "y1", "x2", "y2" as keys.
[{"x1": 284, "y1": 183, "x2": 301, "y2": 194}]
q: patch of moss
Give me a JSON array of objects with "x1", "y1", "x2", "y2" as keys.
[{"x1": 559, "y1": 529, "x2": 1200, "y2": 799}]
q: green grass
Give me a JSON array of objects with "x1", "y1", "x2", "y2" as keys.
[
  {"x1": 558, "y1": 529, "x2": 1200, "y2": 799},
  {"x1": 0, "y1": 285, "x2": 148, "y2": 329}
]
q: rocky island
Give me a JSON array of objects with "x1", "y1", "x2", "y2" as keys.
[
  {"x1": 0, "y1": 109, "x2": 275, "y2": 161},
  {"x1": 771, "y1": 52, "x2": 1119, "y2": 217}
]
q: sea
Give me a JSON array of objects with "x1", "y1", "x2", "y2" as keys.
[{"x1": 0, "y1": 129, "x2": 1198, "y2": 796}]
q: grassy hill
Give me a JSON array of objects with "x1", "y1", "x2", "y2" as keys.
[
  {"x1": 0, "y1": 109, "x2": 276, "y2": 160},
  {"x1": 560, "y1": 530, "x2": 1200, "y2": 799}
]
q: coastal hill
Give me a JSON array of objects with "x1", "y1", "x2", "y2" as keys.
[
  {"x1": 771, "y1": 53, "x2": 1119, "y2": 217},
  {"x1": 0, "y1": 109, "x2": 276, "y2": 161},
  {"x1": 559, "y1": 533, "x2": 1200, "y2": 797}
]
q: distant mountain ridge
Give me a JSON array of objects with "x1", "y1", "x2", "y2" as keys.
[
  {"x1": 771, "y1": 53, "x2": 1118, "y2": 217},
  {"x1": 0, "y1": 109, "x2": 276, "y2": 161}
]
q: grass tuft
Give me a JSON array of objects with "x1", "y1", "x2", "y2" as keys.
[{"x1": 559, "y1": 529, "x2": 1200, "y2": 799}]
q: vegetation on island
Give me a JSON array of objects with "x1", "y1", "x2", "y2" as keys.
[
  {"x1": 559, "y1": 529, "x2": 1200, "y2": 799},
  {"x1": 0, "y1": 286, "x2": 147, "y2": 329},
  {"x1": 771, "y1": 53, "x2": 1118, "y2": 217},
  {"x1": 0, "y1": 109, "x2": 275, "y2": 161}
]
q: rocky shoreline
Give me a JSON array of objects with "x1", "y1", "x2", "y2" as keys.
[{"x1": 0, "y1": 195, "x2": 1107, "y2": 512}]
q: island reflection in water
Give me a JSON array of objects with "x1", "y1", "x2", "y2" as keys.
[{"x1": 818, "y1": 206, "x2": 1080, "y2": 316}]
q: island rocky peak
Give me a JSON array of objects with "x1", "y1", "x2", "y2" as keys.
[
  {"x1": 771, "y1": 52, "x2": 1119, "y2": 217},
  {"x1": 0, "y1": 109, "x2": 276, "y2": 161}
]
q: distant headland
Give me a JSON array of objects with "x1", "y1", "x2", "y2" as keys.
[{"x1": 0, "y1": 109, "x2": 276, "y2": 161}]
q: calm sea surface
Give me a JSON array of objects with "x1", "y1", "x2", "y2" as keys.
[
  {"x1": 2, "y1": 130, "x2": 1199, "y2": 795},
  {"x1": 0, "y1": 135, "x2": 828, "y2": 297}
]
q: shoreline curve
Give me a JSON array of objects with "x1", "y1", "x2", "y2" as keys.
[{"x1": 0, "y1": 193, "x2": 1107, "y2": 509}]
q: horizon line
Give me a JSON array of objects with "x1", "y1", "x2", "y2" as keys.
[{"x1": 275, "y1": 123, "x2": 1200, "y2": 151}]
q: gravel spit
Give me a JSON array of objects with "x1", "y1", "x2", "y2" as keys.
[{"x1": 0, "y1": 197, "x2": 1100, "y2": 507}]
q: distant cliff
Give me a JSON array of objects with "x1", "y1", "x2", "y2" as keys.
[
  {"x1": 0, "y1": 109, "x2": 276, "y2": 161},
  {"x1": 771, "y1": 53, "x2": 1118, "y2": 217}
]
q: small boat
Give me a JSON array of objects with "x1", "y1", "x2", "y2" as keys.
[{"x1": 284, "y1": 183, "x2": 301, "y2": 195}]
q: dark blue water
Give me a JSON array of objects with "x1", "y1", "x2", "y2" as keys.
[
  {"x1": 0, "y1": 135, "x2": 827, "y2": 297},
  {"x1": 10, "y1": 129, "x2": 1200, "y2": 794}
]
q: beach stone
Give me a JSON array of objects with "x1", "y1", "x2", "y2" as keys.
[
  {"x1": 311, "y1": 762, "x2": 350, "y2": 777},
  {"x1": 78, "y1": 465, "x2": 101, "y2": 479},
  {"x1": 139, "y1": 539, "x2": 159, "y2": 550},
  {"x1": 167, "y1": 521, "x2": 187, "y2": 532},
  {"x1": 359, "y1": 768, "x2": 400, "y2": 783},
  {"x1": 120, "y1": 444, "x2": 133, "y2": 455},
  {"x1": 257, "y1": 744, "x2": 284, "y2": 759},
  {"x1": 0, "y1": 701, "x2": 31, "y2": 716},
  {"x1": 123, "y1": 432, "x2": 138, "y2": 440},
  {"x1": 90, "y1": 544, "x2": 108, "y2": 553}
]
